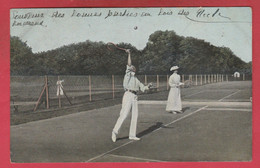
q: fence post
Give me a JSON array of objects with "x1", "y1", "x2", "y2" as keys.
[
  {"x1": 45, "y1": 75, "x2": 49, "y2": 109},
  {"x1": 204, "y1": 74, "x2": 207, "y2": 84},
  {"x1": 182, "y1": 74, "x2": 185, "y2": 83},
  {"x1": 157, "y1": 75, "x2": 159, "y2": 91},
  {"x1": 167, "y1": 75, "x2": 169, "y2": 90},
  {"x1": 195, "y1": 74, "x2": 198, "y2": 86},
  {"x1": 112, "y1": 75, "x2": 115, "y2": 99},
  {"x1": 145, "y1": 75, "x2": 147, "y2": 85},
  {"x1": 58, "y1": 76, "x2": 61, "y2": 108},
  {"x1": 89, "y1": 75, "x2": 92, "y2": 101},
  {"x1": 243, "y1": 74, "x2": 245, "y2": 81}
]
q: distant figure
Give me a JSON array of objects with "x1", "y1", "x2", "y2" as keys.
[
  {"x1": 166, "y1": 66, "x2": 184, "y2": 114},
  {"x1": 112, "y1": 49, "x2": 152, "y2": 142},
  {"x1": 234, "y1": 72, "x2": 240, "y2": 78}
]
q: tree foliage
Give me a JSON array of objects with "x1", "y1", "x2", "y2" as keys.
[
  {"x1": 10, "y1": 31, "x2": 251, "y2": 75},
  {"x1": 10, "y1": 36, "x2": 34, "y2": 75}
]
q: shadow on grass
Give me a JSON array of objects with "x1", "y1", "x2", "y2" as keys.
[
  {"x1": 117, "y1": 122, "x2": 164, "y2": 141},
  {"x1": 183, "y1": 107, "x2": 190, "y2": 112},
  {"x1": 117, "y1": 107, "x2": 192, "y2": 141}
]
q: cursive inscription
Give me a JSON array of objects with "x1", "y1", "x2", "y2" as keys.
[{"x1": 71, "y1": 9, "x2": 102, "y2": 17}]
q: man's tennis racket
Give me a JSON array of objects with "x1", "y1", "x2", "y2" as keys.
[{"x1": 107, "y1": 42, "x2": 129, "y2": 52}]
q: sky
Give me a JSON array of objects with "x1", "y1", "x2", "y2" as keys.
[{"x1": 10, "y1": 7, "x2": 252, "y2": 62}]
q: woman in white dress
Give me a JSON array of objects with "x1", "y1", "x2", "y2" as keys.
[{"x1": 166, "y1": 66, "x2": 184, "y2": 114}]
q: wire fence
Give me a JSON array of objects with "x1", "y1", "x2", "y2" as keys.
[{"x1": 10, "y1": 74, "x2": 252, "y2": 113}]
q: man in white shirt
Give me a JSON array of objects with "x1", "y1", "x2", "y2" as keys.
[{"x1": 112, "y1": 49, "x2": 152, "y2": 142}]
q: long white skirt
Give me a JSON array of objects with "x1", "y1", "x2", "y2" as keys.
[{"x1": 166, "y1": 87, "x2": 182, "y2": 111}]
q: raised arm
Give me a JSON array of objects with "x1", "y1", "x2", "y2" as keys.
[{"x1": 126, "y1": 49, "x2": 131, "y2": 66}]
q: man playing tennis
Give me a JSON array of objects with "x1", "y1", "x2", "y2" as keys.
[{"x1": 112, "y1": 49, "x2": 152, "y2": 142}]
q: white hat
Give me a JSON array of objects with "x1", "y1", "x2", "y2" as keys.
[{"x1": 170, "y1": 66, "x2": 179, "y2": 71}]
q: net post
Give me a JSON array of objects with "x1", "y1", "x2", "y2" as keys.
[
  {"x1": 89, "y1": 75, "x2": 92, "y2": 102},
  {"x1": 145, "y1": 75, "x2": 147, "y2": 85}
]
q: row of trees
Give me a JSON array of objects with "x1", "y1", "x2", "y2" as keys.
[{"x1": 10, "y1": 30, "x2": 251, "y2": 75}]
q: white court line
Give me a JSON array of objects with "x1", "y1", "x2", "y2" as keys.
[
  {"x1": 86, "y1": 141, "x2": 134, "y2": 162},
  {"x1": 138, "y1": 101, "x2": 251, "y2": 107},
  {"x1": 107, "y1": 154, "x2": 166, "y2": 162},
  {"x1": 86, "y1": 105, "x2": 208, "y2": 162},
  {"x1": 206, "y1": 108, "x2": 251, "y2": 112},
  {"x1": 183, "y1": 90, "x2": 205, "y2": 98},
  {"x1": 151, "y1": 106, "x2": 208, "y2": 131},
  {"x1": 218, "y1": 90, "x2": 241, "y2": 102}
]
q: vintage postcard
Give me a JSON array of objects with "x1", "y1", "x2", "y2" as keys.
[{"x1": 9, "y1": 7, "x2": 252, "y2": 163}]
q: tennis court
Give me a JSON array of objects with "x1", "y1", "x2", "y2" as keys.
[{"x1": 10, "y1": 81, "x2": 252, "y2": 162}]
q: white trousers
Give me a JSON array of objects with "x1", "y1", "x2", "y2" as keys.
[{"x1": 113, "y1": 91, "x2": 138, "y2": 137}]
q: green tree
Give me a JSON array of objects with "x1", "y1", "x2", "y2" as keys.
[
  {"x1": 140, "y1": 30, "x2": 184, "y2": 74},
  {"x1": 10, "y1": 36, "x2": 34, "y2": 75}
]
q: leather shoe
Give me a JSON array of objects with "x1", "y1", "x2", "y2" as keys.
[
  {"x1": 112, "y1": 131, "x2": 117, "y2": 142},
  {"x1": 129, "y1": 137, "x2": 140, "y2": 140}
]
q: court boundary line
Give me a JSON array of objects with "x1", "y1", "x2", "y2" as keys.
[
  {"x1": 106, "y1": 154, "x2": 166, "y2": 162},
  {"x1": 218, "y1": 90, "x2": 241, "y2": 101},
  {"x1": 183, "y1": 90, "x2": 206, "y2": 98},
  {"x1": 152, "y1": 106, "x2": 208, "y2": 132},
  {"x1": 206, "y1": 108, "x2": 251, "y2": 112},
  {"x1": 86, "y1": 105, "x2": 208, "y2": 162},
  {"x1": 138, "y1": 101, "x2": 251, "y2": 107}
]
